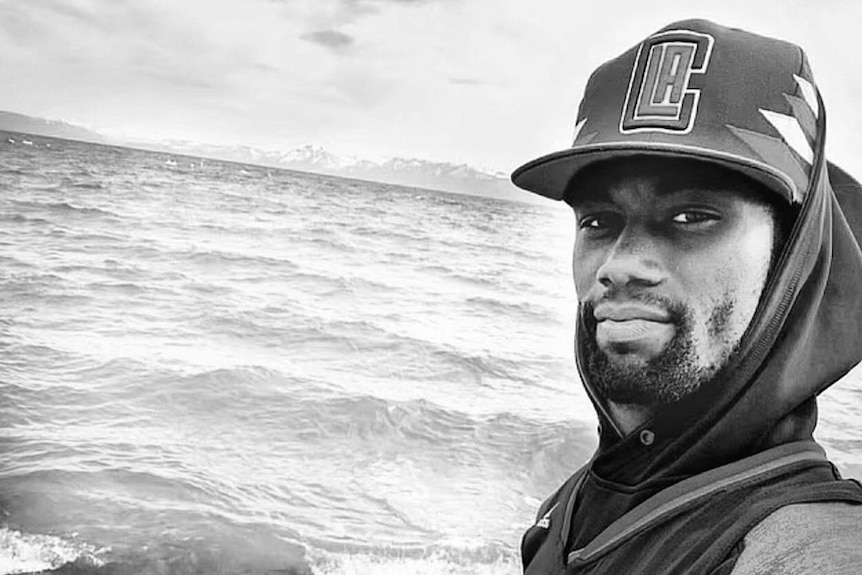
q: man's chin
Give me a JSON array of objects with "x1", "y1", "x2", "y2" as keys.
[
  {"x1": 600, "y1": 349, "x2": 654, "y2": 371},
  {"x1": 584, "y1": 331, "x2": 704, "y2": 406}
]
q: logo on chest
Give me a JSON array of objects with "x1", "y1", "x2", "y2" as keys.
[
  {"x1": 536, "y1": 502, "x2": 559, "y2": 529},
  {"x1": 620, "y1": 30, "x2": 714, "y2": 134}
]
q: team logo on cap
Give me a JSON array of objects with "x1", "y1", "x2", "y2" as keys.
[{"x1": 620, "y1": 30, "x2": 714, "y2": 134}]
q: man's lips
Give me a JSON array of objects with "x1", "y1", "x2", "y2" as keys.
[
  {"x1": 593, "y1": 303, "x2": 672, "y2": 323},
  {"x1": 593, "y1": 302, "x2": 675, "y2": 353}
]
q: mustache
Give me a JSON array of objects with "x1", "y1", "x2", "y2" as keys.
[{"x1": 582, "y1": 292, "x2": 688, "y2": 329}]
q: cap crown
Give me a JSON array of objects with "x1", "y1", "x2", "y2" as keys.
[{"x1": 513, "y1": 19, "x2": 824, "y2": 203}]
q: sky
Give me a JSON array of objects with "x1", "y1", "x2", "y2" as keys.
[{"x1": 1, "y1": 0, "x2": 861, "y2": 175}]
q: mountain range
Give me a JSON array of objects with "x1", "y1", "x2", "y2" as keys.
[
  {"x1": 0, "y1": 111, "x2": 109, "y2": 144},
  {"x1": 0, "y1": 111, "x2": 544, "y2": 205}
]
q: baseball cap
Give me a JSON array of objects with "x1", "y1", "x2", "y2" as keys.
[{"x1": 512, "y1": 19, "x2": 824, "y2": 205}]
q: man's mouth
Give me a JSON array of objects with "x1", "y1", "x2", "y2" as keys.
[
  {"x1": 593, "y1": 303, "x2": 672, "y2": 323},
  {"x1": 592, "y1": 302, "x2": 676, "y2": 353}
]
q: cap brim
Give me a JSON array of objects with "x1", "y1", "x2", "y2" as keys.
[{"x1": 511, "y1": 143, "x2": 798, "y2": 204}]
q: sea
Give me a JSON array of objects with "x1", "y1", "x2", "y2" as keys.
[{"x1": 1, "y1": 131, "x2": 860, "y2": 575}]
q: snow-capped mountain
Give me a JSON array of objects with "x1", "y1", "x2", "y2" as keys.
[
  {"x1": 141, "y1": 140, "x2": 539, "y2": 204},
  {"x1": 275, "y1": 144, "x2": 365, "y2": 170}
]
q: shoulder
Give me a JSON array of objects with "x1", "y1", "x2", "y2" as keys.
[
  {"x1": 534, "y1": 464, "x2": 589, "y2": 520},
  {"x1": 731, "y1": 502, "x2": 862, "y2": 575}
]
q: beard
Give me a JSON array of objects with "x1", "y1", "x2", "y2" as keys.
[{"x1": 580, "y1": 294, "x2": 736, "y2": 406}]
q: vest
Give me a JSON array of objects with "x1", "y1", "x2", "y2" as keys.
[{"x1": 521, "y1": 441, "x2": 862, "y2": 575}]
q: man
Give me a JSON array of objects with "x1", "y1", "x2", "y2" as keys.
[{"x1": 512, "y1": 19, "x2": 862, "y2": 574}]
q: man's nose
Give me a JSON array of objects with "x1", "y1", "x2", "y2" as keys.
[{"x1": 596, "y1": 230, "x2": 665, "y2": 290}]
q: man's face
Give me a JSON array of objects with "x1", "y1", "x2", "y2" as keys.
[{"x1": 570, "y1": 157, "x2": 779, "y2": 406}]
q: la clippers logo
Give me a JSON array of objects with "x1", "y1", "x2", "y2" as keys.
[{"x1": 620, "y1": 30, "x2": 714, "y2": 133}]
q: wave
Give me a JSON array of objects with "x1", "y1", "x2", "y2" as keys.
[
  {"x1": 0, "y1": 213, "x2": 51, "y2": 225},
  {"x1": 426, "y1": 230, "x2": 563, "y2": 267},
  {"x1": 57, "y1": 231, "x2": 130, "y2": 245},
  {"x1": 48, "y1": 260, "x2": 149, "y2": 282},
  {"x1": 0, "y1": 527, "x2": 105, "y2": 575},
  {"x1": 114, "y1": 364, "x2": 584, "y2": 444},
  {"x1": 464, "y1": 295, "x2": 557, "y2": 323},
  {"x1": 1, "y1": 271, "x2": 66, "y2": 288},
  {"x1": 278, "y1": 271, "x2": 392, "y2": 296},
  {"x1": 10, "y1": 200, "x2": 119, "y2": 219},
  {"x1": 0, "y1": 255, "x2": 36, "y2": 272},
  {"x1": 409, "y1": 348, "x2": 535, "y2": 386},
  {"x1": 412, "y1": 261, "x2": 546, "y2": 295},
  {"x1": 206, "y1": 310, "x2": 518, "y2": 371},
  {"x1": 311, "y1": 551, "x2": 518, "y2": 575},
  {"x1": 181, "y1": 247, "x2": 299, "y2": 271},
  {"x1": 0, "y1": 168, "x2": 28, "y2": 176},
  {"x1": 142, "y1": 365, "x2": 593, "y2": 462},
  {"x1": 350, "y1": 224, "x2": 425, "y2": 244},
  {"x1": 33, "y1": 533, "x2": 509, "y2": 575},
  {"x1": 283, "y1": 232, "x2": 363, "y2": 254},
  {"x1": 189, "y1": 310, "x2": 549, "y2": 387},
  {"x1": 83, "y1": 281, "x2": 147, "y2": 295},
  {"x1": 0, "y1": 527, "x2": 312, "y2": 575},
  {"x1": 408, "y1": 262, "x2": 506, "y2": 290},
  {"x1": 67, "y1": 180, "x2": 107, "y2": 191},
  {"x1": 1, "y1": 285, "x2": 92, "y2": 307}
]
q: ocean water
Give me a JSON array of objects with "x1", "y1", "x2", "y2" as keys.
[{"x1": 0, "y1": 132, "x2": 860, "y2": 575}]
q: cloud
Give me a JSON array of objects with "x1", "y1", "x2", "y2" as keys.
[
  {"x1": 450, "y1": 77, "x2": 485, "y2": 86},
  {"x1": 301, "y1": 29, "x2": 355, "y2": 52},
  {"x1": 269, "y1": 0, "x2": 437, "y2": 28}
]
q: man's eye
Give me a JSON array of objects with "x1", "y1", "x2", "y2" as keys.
[
  {"x1": 671, "y1": 211, "x2": 719, "y2": 224},
  {"x1": 578, "y1": 212, "x2": 619, "y2": 231},
  {"x1": 579, "y1": 216, "x2": 603, "y2": 229}
]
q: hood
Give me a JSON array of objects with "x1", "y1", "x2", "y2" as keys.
[{"x1": 568, "y1": 108, "x2": 862, "y2": 544}]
